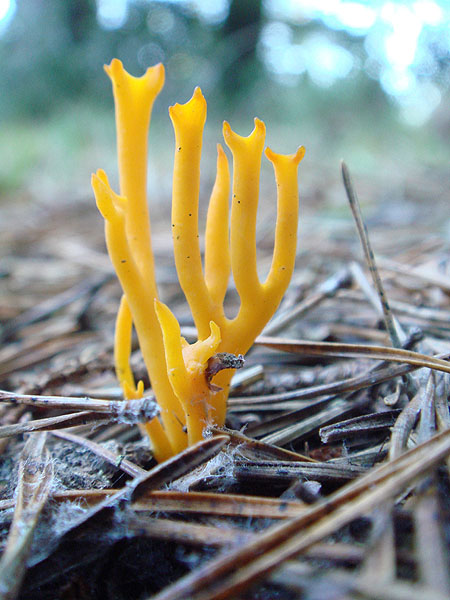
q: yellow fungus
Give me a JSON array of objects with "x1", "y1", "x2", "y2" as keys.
[
  {"x1": 92, "y1": 59, "x2": 304, "y2": 460},
  {"x1": 155, "y1": 300, "x2": 221, "y2": 445}
]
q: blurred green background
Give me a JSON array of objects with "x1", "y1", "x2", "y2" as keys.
[{"x1": 0, "y1": 0, "x2": 448, "y2": 204}]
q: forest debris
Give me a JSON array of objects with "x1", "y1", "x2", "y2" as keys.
[
  {"x1": 0, "y1": 433, "x2": 52, "y2": 600},
  {"x1": 150, "y1": 427, "x2": 450, "y2": 600},
  {"x1": 342, "y1": 161, "x2": 404, "y2": 347},
  {"x1": 0, "y1": 389, "x2": 159, "y2": 423},
  {"x1": 256, "y1": 336, "x2": 450, "y2": 375},
  {"x1": 50, "y1": 430, "x2": 147, "y2": 479},
  {"x1": 0, "y1": 274, "x2": 111, "y2": 343},
  {"x1": 319, "y1": 410, "x2": 401, "y2": 444},
  {"x1": 29, "y1": 436, "x2": 229, "y2": 569}
]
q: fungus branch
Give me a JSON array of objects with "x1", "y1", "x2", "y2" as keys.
[
  {"x1": 92, "y1": 59, "x2": 304, "y2": 460},
  {"x1": 92, "y1": 60, "x2": 185, "y2": 461}
]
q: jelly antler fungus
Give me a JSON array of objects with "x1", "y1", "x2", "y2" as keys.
[
  {"x1": 92, "y1": 59, "x2": 305, "y2": 461},
  {"x1": 154, "y1": 300, "x2": 222, "y2": 446}
]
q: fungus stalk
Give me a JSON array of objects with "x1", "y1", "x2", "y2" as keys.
[
  {"x1": 92, "y1": 59, "x2": 304, "y2": 461},
  {"x1": 92, "y1": 59, "x2": 184, "y2": 462}
]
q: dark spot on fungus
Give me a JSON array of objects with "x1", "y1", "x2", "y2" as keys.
[{"x1": 121, "y1": 260, "x2": 127, "y2": 263}]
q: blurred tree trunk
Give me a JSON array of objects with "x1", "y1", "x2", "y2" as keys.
[
  {"x1": 66, "y1": 0, "x2": 97, "y2": 44},
  {"x1": 219, "y1": 0, "x2": 263, "y2": 102}
]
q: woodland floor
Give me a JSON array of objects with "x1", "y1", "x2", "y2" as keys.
[{"x1": 0, "y1": 160, "x2": 450, "y2": 600}]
